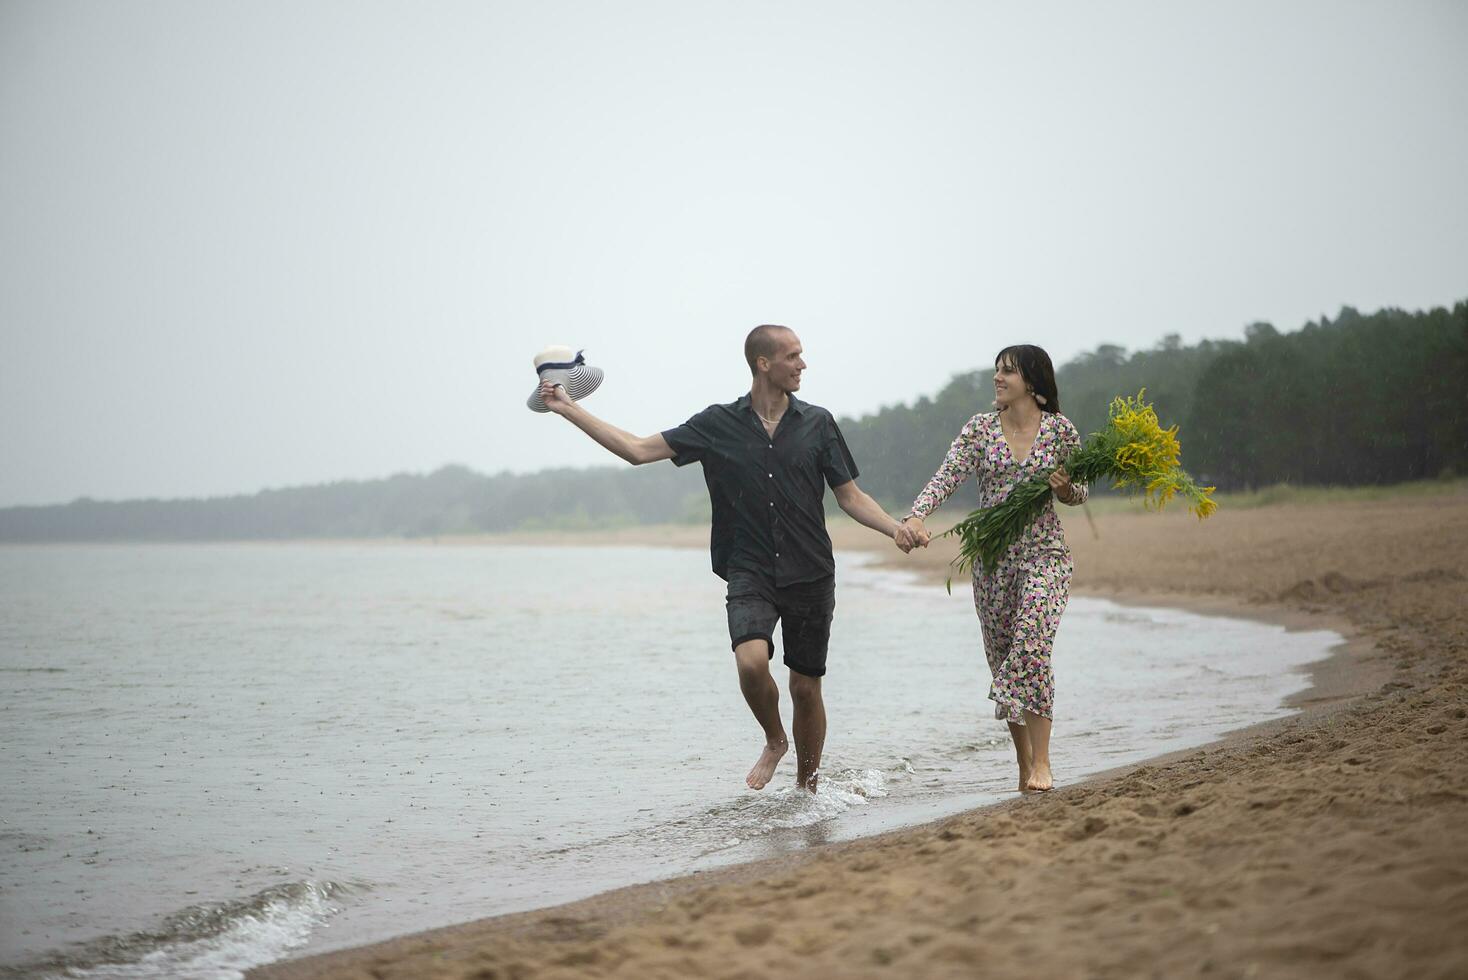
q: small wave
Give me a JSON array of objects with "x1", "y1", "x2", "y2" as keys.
[
  {"x1": 1097, "y1": 611, "x2": 1169, "y2": 630},
  {"x1": 542, "y1": 767, "x2": 897, "y2": 863},
  {"x1": 716, "y1": 768, "x2": 891, "y2": 838},
  {"x1": 12, "y1": 880, "x2": 350, "y2": 980},
  {"x1": 0, "y1": 830, "x2": 51, "y2": 852}
]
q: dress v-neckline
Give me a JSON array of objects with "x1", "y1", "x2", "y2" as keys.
[{"x1": 997, "y1": 412, "x2": 1044, "y2": 467}]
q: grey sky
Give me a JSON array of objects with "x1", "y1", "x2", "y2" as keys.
[{"x1": 3, "y1": 1, "x2": 1465, "y2": 507}]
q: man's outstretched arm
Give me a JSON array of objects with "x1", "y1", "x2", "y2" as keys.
[
  {"x1": 831, "y1": 479, "x2": 920, "y2": 550},
  {"x1": 539, "y1": 381, "x2": 676, "y2": 466}
]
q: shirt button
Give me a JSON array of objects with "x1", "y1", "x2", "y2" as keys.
[
  {"x1": 775, "y1": 552, "x2": 780, "y2": 558},
  {"x1": 769, "y1": 501, "x2": 774, "y2": 507},
  {"x1": 768, "y1": 444, "x2": 773, "y2": 449},
  {"x1": 767, "y1": 473, "x2": 773, "y2": 478}
]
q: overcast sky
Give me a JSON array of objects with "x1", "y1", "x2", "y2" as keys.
[{"x1": 2, "y1": 1, "x2": 1465, "y2": 507}]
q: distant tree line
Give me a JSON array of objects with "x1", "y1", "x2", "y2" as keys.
[
  {"x1": 839, "y1": 301, "x2": 1468, "y2": 503},
  {"x1": 1, "y1": 302, "x2": 1462, "y2": 542},
  {"x1": 0, "y1": 464, "x2": 710, "y2": 542}
]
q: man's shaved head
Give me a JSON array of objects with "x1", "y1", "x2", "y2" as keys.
[{"x1": 744, "y1": 324, "x2": 794, "y2": 376}]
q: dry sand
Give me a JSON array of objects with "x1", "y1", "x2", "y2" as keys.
[{"x1": 253, "y1": 488, "x2": 1468, "y2": 980}]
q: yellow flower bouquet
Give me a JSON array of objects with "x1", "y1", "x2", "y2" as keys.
[{"x1": 944, "y1": 390, "x2": 1217, "y2": 577}]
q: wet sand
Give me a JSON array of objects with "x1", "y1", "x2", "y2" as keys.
[{"x1": 253, "y1": 488, "x2": 1468, "y2": 979}]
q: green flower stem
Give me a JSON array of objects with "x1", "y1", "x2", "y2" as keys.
[{"x1": 939, "y1": 461, "x2": 1065, "y2": 583}]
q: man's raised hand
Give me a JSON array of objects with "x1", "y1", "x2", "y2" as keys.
[{"x1": 539, "y1": 380, "x2": 573, "y2": 415}]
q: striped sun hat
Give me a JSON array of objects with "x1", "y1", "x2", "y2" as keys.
[{"x1": 526, "y1": 346, "x2": 605, "y2": 412}]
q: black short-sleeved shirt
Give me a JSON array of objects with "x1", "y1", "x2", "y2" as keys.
[{"x1": 661, "y1": 394, "x2": 859, "y2": 586}]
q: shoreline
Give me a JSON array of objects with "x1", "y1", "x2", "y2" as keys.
[
  {"x1": 253, "y1": 601, "x2": 1375, "y2": 980},
  {"x1": 249, "y1": 495, "x2": 1468, "y2": 978}
]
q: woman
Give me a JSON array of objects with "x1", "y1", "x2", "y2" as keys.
[{"x1": 901, "y1": 345, "x2": 1087, "y2": 792}]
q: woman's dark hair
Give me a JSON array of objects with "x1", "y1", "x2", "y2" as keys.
[{"x1": 995, "y1": 344, "x2": 1060, "y2": 413}]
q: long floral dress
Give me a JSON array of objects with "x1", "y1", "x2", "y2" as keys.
[{"x1": 908, "y1": 411, "x2": 1088, "y2": 725}]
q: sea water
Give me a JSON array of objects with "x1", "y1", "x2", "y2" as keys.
[{"x1": 0, "y1": 543, "x2": 1338, "y2": 978}]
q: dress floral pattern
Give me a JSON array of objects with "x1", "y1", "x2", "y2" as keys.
[{"x1": 909, "y1": 411, "x2": 1088, "y2": 724}]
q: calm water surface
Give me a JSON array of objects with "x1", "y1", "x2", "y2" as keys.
[{"x1": 0, "y1": 543, "x2": 1338, "y2": 978}]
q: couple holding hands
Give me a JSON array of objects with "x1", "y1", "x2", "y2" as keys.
[{"x1": 535, "y1": 325, "x2": 1085, "y2": 795}]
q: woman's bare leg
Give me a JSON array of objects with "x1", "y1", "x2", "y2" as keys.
[
  {"x1": 1007, "y1": 721, "x2": 1032, "y2": 793},
  {"x1": 1022, "y1": 710, "x2": 1053, "y2": 791}
]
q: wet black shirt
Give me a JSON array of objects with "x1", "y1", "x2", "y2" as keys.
[{"x1": 661, "y1": 394, "x2": 859, "y2": 585}]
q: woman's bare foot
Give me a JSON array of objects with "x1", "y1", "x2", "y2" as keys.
[
  {"x1": 1025, "y1": 761, "x2": 1054, "y2": 792},
  {"x1": 1017, "y1": 761, "x2": 1033, "y2": 794},
  {"x1": 747, "y1": 738, "x2": 788, "y2": 790},
  {"x1": 796, "y1": 768, "x2": 819, "y2": 794}
]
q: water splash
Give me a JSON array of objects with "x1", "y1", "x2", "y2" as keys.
[{"x1": 719, "y1": 768, "x2": 891, "y2": 837}]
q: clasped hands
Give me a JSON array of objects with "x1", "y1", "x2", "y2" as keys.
[{"x1": 893, "y1": 517, "x2": 930, "y2": 554}]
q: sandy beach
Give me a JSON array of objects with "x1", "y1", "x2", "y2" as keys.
[{"x1": 253, "y1": 487, "x2": 1468, "y2": 980}]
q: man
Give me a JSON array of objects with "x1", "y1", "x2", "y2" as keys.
[{"x1": 539, "y1": 325, "x2": 919, "y2": 793}]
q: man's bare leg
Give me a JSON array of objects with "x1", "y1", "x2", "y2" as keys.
[
  {"x1": 789, "y1": 671, "x2": 826, "y2": 793},
  {"x1": 1022, "y1": 710, "x2": 1054, "y2": 791},
  {"x1": 1007, "y1": 721, "x2": 1033, "y2": 793},
  {"x1": 734, "y1": 640, "x2": 787, "y2": 789}
]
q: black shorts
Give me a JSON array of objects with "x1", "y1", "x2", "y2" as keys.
[{"x1": 725, "y1": 571, "x2": 836, "y2": 678}]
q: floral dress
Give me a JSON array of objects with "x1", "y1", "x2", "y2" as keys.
[{"x1": 909, "y1": 411, "x2": 1088, "y2": 724}]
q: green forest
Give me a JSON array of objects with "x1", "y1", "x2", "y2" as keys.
[
  {"x1": 841, "y1": 301, "x2": 1468, "y2": 505},
  {"x1": 2, "y1": 301, "x2": 1463, "y2": 542}
]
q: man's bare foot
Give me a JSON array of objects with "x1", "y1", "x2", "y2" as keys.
[
  {"x1": 747, "y1": 738, "x2": 788, "y2": 790},
  {"x1": 796, "y1": 769, "x2": 819, "y2": 794},
  {"x1": 1025, "y1": 762, "x2": 1054, "y2": 792}
]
